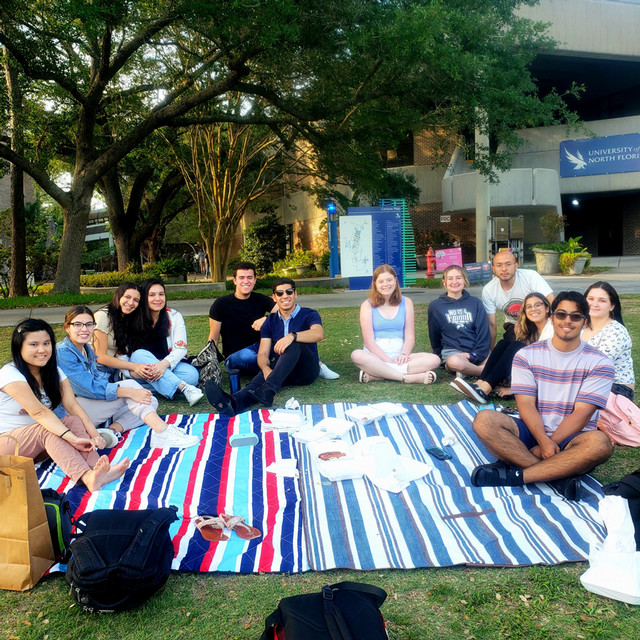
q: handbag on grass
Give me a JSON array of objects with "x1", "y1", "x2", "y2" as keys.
[
  {"x1": 259, "y1": 581, "x2": 388, "y2": 640},
  {"x1": 0, "y1": 435, "x2": 55, "y2": 591}
]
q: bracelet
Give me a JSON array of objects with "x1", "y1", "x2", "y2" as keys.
[
  {"x1": 400, "y1": 352, "x2": 407, "y2": 356},
  {"x1": 60, "y1": 429, "x2": 71, "y2": 439}
]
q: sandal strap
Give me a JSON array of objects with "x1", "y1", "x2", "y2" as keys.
[
  {"x1": 196, "y1": 515, "x2": 226, "y2": 530},
  {"x1": 221, "y1": 514, "x2": 246, "y2": 530}
]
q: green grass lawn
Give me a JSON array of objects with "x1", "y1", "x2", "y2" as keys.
[{"x1": 2, "y1": 299, "x2": 640, "y2": 639}]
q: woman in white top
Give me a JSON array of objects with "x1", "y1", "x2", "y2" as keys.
[
  {"x1": 0, "y1": 319, "x2": 129, "y2": 492},
  {"x1": 125, "y1": 279, "x2": 203, "y2": 405},
  {"x1": 350, "y1": 264, "x2": 440, "y2": 383},
  {"x1": 583, "y1": 281, "x2": 634, "y2": 400}
]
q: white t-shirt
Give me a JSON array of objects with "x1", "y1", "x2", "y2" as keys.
[
  {"x1": 482, "y1": 270, "x2": 553, "y2": 324},
  {"x1": 0, "y1": 363, "x2": 67, "y2": 434}
]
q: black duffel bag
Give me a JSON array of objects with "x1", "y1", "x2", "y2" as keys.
[
  {"x1": 66, "y1": 506, "x2": 178, "y2": 613},
  {"x1": 259, "y1": 581, "x2": 388, "y2": 640}
]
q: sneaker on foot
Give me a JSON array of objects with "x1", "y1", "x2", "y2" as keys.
[
  {"x1": 318, "y1": 362, "x2": 340, "y2": 380},
  {"x1": 150, "y1": 425, "x2": 200, "y2": 449},
  {"x1": 450, "y1": 378, "x2": 488, "y2": 404},
  {"x1": 183, "y1": 384, "x2": 204, "y2": 406}
]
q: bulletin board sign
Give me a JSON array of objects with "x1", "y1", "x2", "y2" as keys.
[{"x1": 341, "y1": 206, "x2": 404, "y2": 290}]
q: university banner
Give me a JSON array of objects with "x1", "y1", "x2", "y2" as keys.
[{"x1": 560, "y1": 133, "x2": 640, "y2": 178}]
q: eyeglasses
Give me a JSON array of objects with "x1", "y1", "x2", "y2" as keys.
[
  {"x1": 525, "y1": 302, "x2": 546, "y2": 311},
  {"x1": 274, "y1": 288, "x2": 295, "y2": 297},
  {"x1": 552, "y1": 310, "x2": 586, "y2": 322},
  {"x1": 69, "y1": 321, "x2": 95, "y2": 329}
]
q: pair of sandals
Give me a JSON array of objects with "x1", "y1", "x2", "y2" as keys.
[{"x1": 195, "y1": 514, "x2": 262, "y2": 542}]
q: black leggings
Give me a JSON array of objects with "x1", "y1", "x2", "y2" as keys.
[{"x1": 479, "y1": 339, "x2": 526, "y2": 389}]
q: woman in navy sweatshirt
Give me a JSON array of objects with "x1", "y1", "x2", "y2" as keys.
[{"x1": 427, "y1": 265, "x2": 490, "y2": 378}]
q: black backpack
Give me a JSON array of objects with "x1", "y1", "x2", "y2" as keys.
[
  {"x1": 259, "y1": 582, "x2": 388, "y2": 640},
  {"x1": 66, "y1": 506, "x2": 178, "y2": 612},
  {"x1": 603, "y1": 468, "x2": 640, "y2": 551},
  {"x1": 41, "y1": 489, "x2": 74, "y2": 562}
]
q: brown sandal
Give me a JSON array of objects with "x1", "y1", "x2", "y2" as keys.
[
  {"x1": 220, "y1": 514, "x2": 262, "y2": 540},
  {"x1": 195, "y1": 515, "x2": 229, "y2": 542}
]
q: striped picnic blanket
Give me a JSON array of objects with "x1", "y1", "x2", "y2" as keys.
[
  {"x1": 37, "y1": 410, "x2": 306, "y2": 574},
  {"x1": 36, "y1": 401, "x2": 606, "y2": 573},
  {"x1": 298, "y1": 401, "x2": 606, "y2": 570}
]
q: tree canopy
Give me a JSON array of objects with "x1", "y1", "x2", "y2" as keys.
[{"x1": 0, "y1": 0, "x2": 578, "y2": 291}]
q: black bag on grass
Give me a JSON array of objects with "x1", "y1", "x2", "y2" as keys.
[
  {"x1": 259, "y1": 581, "x2": 388, "y2": 640},
  {"x1": 66, "y1": 506, "x2": 178, "y2": 612},
  {"x1": 41, "y1": 489, "x2": 74, "y2": 562}
]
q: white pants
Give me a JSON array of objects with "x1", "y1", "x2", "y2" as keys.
[
  {"x1": 76, "y1": 380, "x2": 159, "y2": 432},
  {"x1": 364, "y1": 338, "x2": 408, "y2": 374}
]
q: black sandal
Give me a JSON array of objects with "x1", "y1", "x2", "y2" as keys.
[{"x1": 471, "y1": 461, "x2": 524, "y2": 487}]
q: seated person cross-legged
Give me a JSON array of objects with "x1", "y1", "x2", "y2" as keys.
[
  {"x1": 204, "y1": 278, "x2": 324, "y2": 416},
  {"x1": 470, "y1": 291, "x2": 615, "y2": 501},
  {"x1": 428, "y1": 265, "x2": 490, "y2": 378},
  {"x1": 350, "y1": 264, "x2": 440, "y2": 384}
]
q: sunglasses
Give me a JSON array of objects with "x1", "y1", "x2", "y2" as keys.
[
  {"x1": 552, "y1": 310, "x2": 587, "y2": 322},
  {"x1": 274, "y1": 288, "x2": 295, "y2": 297}
]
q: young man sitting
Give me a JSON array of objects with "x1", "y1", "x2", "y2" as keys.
[
  {"x1": 470, "y1": 291, "x2": 614, "y2": 500},
  {"x1": 205, "y1": 278, "x2": 324, "y2": 415}
]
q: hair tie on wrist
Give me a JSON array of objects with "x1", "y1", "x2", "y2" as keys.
[{"x1": 60, "y1": 429, "x2": 71, "y2": 438}]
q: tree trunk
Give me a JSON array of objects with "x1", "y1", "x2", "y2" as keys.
[
  {"x1": 210, "y1": 226, "x2": 235, "y2": 282},
  {"x1": 9, "y1": 163, "x2": 28, "y2": 297},
  {"x1": 52, "y1": 190, "x2": 93, "y2": 293},
  {"x1": 3, "y1": 47, "x2": 29, "y2": 297}
]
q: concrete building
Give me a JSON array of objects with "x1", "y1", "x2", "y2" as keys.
[{"x1": 271, "y1": 0, "x2": 640, "y2": 261}]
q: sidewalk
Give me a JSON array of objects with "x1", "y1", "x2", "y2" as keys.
[{"x1": 2, "y1": 256, "x2": 640, "y2": 326}]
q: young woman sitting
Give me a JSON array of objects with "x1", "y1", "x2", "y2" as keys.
[
  {"x1": 451, "y1": 291, "x2": 552, "y2": 403},
  {"x1": 428, "y1": 265, "x2": 490, "y2": 378},
  {"x1": 126, "y1": 279, "x2": 203, "y2": 405},
  {"x1": 57, "y1": 306, "x2": 200, "y2": 449},
  {"x1": 93, "y1": 282, "x2": 155, "y2": 382},
  {"x1": 351, "y1": 264, "x2": 440, "y2": 383},
  {"x1": 0, "y1": 319, "x2": 130, "y2": 492},
  {"x1": 583, "y1": 281, "x2": 634, "y2": 400}
]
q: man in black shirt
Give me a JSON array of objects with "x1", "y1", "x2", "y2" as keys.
[{"x1": 208, "y1": 262, "x2": 274, "y2": 374}]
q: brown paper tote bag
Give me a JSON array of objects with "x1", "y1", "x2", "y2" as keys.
[{"x1": 0, "y1": 435, "x2": 55, "y2": 591}]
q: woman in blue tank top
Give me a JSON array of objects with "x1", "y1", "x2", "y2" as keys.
[{"x1": 351, "y1": 264, "x2": 440, "y2": 383}]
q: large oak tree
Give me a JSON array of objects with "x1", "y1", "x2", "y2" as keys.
[{"x1": 0, "y1": 0, "x2": 577, "y2": 292}]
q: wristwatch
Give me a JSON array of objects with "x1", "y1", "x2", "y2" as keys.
[{"x1": 290, "y1": 332, "x2": 298, "y2": 342}]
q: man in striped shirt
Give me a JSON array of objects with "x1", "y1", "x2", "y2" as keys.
[{"x1": 471, "y1": 291, "x2": 614, "y2": 500}]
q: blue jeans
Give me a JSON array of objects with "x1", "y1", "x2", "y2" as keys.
[
  {"x1": 225, "y1": 343, "x2": 260, "y2": 374},
  {"x1": 129, "y1": 349, "x2": 199, "y2": 399}
]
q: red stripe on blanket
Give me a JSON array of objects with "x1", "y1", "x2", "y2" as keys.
[
  {"x1": 129, "y1": 447, "x2": 164, "y2": 510},
  {"x1": 257, "y1": 429, "x2": 277, "y2": 572}
]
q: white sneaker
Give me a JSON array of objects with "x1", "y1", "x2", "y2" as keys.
[
  {"x1": 150, "y1": 425, "x2": 200, "y2": 449},
  {"x1": 182, "y1": 384, "x2": 204, "y2": 406},
  {"x1": 318, "y1": 362, "x2": 340, "y2": 380}
]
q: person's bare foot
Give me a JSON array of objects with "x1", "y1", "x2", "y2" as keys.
[
  {"x1": 81, "y1": 456, "x2": 130, "y2": 492},
  {"x1": 109, "y1": 422, "x2": 124, "y2": 434},
  {"x1": 100, "y1": 457, "x2": 131, "y2": 486},
  {"x1": 82, "y1": 455, "x2": 110, "y2": 492}
]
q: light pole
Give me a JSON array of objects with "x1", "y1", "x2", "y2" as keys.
[{"x1": 326, "y1": 200, "x2": 340, "y2": 277}]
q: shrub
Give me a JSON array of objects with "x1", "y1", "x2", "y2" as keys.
[{"x1": 237, "y1": 212, "x2": 287, "y2": 274}]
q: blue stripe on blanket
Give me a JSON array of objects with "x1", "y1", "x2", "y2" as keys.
[{"x1": 298, "y1": 401, "x2": 606, "y2": 570}]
